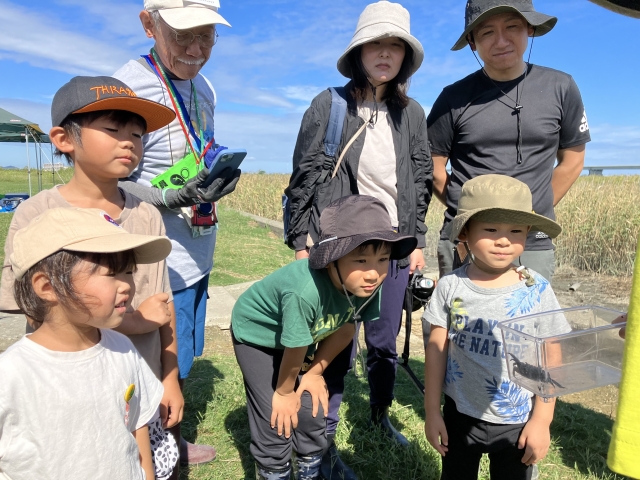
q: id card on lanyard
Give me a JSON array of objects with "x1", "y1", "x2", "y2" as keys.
[{"x1": 144, "y1": 50, "x2": 218, "y2": 237}]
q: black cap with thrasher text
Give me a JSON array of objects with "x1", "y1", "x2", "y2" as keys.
[{"x1": 51, "y1": 76, "x2": 175, "y2": 133}]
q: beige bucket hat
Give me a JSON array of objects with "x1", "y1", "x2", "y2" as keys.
[
  {"x1": 337, "y1": 0, "x2": 424, "y2": 79},
  {"x1": 11, "y1": 208, "x2": 172, "y2": 280},
  {"x1": 448, "y1": 175, "x2": 561, "y2": 242}
]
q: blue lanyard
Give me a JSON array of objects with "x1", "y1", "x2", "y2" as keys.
[{"x1": 143, "y1": 53, "x2": 203, "y2": 154}]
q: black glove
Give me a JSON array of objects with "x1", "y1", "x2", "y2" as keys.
[{"x1": 163, "y1": 167, "x2": 241, "y2": 209}]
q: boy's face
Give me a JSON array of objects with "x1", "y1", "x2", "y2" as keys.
[
  {"x1": 459, "y1": 219, "x2": 529, "y2": 270},
  {"x1": 327, "y1": 244, "x2": 390, "y2": 297},
  {"x1": 54, "y1": 116, "x2": 144, "y2": 180},
  {"x1": 70, "y1": 261, "x2": 135, "y2": 330}
]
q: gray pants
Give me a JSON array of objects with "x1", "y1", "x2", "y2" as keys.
[
  {"x1": 436, "y1": 239, "x2": 555, "y2": 281},
  {"x1": 232, "y1": 334, "x2": 326, "y2": 471}
]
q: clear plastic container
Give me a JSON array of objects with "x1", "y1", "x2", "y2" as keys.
[{"x1": 497, "y1": 306, "x2": 625, "y2": 399}]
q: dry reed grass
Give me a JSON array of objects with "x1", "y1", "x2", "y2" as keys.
[
  {"x1": 221, "y1": 173, "x2": 639, "y2": 276},
  {"x1": 555, "y1": 175, "x2": 640, "y2": 276}
]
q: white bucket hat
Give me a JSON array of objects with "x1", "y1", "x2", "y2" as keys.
[
  {"x1": 337, "y1": 0, "x2": 424, "y2": 79},
  {"x1": 144, "y1": 0, "x2": 231, "y2": 30}
]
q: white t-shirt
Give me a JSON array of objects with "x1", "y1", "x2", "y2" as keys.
[
  {"x1": 114, "y1": 59, "x2": 218, "y2": 290},
  {"x1": 357, "y1": 101, "x2": 398, "y2": 227},
  {"x1": 0, "y1": 329, "x2": 163, "y2": 480}
]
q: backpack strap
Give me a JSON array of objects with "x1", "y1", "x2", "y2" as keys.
[{"x1": 323, "y1": 87, "x2": 348, "y2": 158}]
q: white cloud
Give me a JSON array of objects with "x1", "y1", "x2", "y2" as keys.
[
  {"x1": 0, "y1": 98, "x2": 52, "y2": 131},
  {"x1": 278, "y1": 85, "x2": 325, "y2": 103},
  {"x1": 0, "y1": 1, "x2": 137, "y2": 75}
]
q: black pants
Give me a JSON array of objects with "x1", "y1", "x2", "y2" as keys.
[
  {"x1": 232, "y1": 334, "x2": 327, "y2": 471},
  {"x1": 441, "y1": 396, "x2": 532, "y2": 480},
  {"x1": 324, "y1": 261, "x2": 410, "y2": 435}
]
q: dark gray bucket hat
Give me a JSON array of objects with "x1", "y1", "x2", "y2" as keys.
[
  {"x1": 589, "y1": 0, "x2": 640, "y2": 18},
  {"x1": 452, "y1": 0, "x2": 557, "y2": 51},
  {"x1": 308, "y1": 195, "x2": 418, "y2": 270}
]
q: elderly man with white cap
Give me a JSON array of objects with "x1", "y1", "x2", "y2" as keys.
[{"x1": 114, "y1": 0, "x2": 241, "y2": 469}]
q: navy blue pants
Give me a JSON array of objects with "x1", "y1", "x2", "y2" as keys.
[{"x1": 324, "y1": 260, "x2": 410, "y2": 435}]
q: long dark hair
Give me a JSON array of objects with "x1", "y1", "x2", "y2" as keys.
[{"x1": 346, "y1": 40, "x2": 414, "y2": 111}]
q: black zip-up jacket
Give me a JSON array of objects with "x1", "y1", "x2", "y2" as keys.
[{"x1": 285, "y1": 84, "x2": 433, "y2": 267}]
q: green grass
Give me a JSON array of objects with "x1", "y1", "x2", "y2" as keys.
[
  {"x1": 0, "y1": 167, "x2": 73, "y2": 195},
  {"x1": 210, "y1": 206, "x2": 293, "y2": 286},
  {"x1": 180, "y1": 352, "x2": 629, "y2": 480},
  {"x1": 0, "y1": 169, "x2": 630, "y2": 479}
]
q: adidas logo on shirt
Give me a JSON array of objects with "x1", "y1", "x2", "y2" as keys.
[{"x1": 580, "y1": 110, "x2": 590, "y2": 133}]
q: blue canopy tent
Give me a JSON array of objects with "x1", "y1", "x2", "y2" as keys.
[{"x1": 0, "y1": 107, "x2": 53, "y2": 197}]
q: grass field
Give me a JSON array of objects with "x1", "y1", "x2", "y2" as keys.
[
  {"x1": 209, "y1": 206, "x2": 292, "y2": 286},
  {"x1": 0, "y1": 169, "x2": 632, "y2": 479},
  {"x1": 178, "y1": 330, "x2": 629, "y2": 480},
  {"x1": 222, "y1": 173, "x2": 640, "y2": 276}
]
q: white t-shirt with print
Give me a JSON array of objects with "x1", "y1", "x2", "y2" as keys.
[
  {"x1": 0, "y1": 329, "x2": 163, "y2": 480},
  {"x1": 423, "y1": 267, "x2": 569, "y2": 424}
]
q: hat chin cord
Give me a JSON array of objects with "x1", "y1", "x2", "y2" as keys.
[
  {"x1": 470, "y1": 27, "x2": 536, "y2": 165},
  {"x1": 333, "y1": 261, "x2": 382, "y2": 321},
  {"x1": 461, "y1": 242, "x2": 536, "y2": 286}
]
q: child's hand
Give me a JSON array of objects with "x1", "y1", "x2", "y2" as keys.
[
  {"x1": 425, "y1": 411, "x2": 449, "y2": 456},
  {"x1": 160, "y1": 376, "x2": 184, "y2": 428},
  {"x1": 613, "y1": 313, "x2": 627, "y2": 339},
  {"x1": 136, "y1": 292, "x2": 172, "y2": 328},
  {"x1": 518, "y1": 417, "x2": 551, "y2": 466},
  {"x1": 271, "y1": 391, "x2": 300, "y2": 438},
  {"x1": 296, "y1": 373, "x2": 329, "y2": 418}
]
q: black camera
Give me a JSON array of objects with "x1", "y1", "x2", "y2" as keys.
[{"x1": 409, "y1": 271, "x2": 436, "y2": 311}]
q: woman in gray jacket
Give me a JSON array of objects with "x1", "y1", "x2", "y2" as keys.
[{"x1": 284, "y1": 2, "x2": 433, "y2": 478}]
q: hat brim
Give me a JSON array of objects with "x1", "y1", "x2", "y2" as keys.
[
  {"x1": 65, "y1": 234, "x2": 172, "y2": 265},
  {"x1": 448, "y1": 208, "x2": 562, "y2": 242},
  {"x1": 159, "y1": 7, "x2": 231, "y2": 29},
  {"x1": 451, "y1": 6, "x2": 557, "y2": 51},
  {"x1": 337, "y1": 29, "x2": 424, "y2": 79},
  {"x1": 588, "y1": 0, "x2": 640, "y2": 18},
  {"x1": 308, "y1": 230, "x2": 418, "y2": 270},
  {"x1": 73, "y1": 97, "x2": 176, "y2": 133}
]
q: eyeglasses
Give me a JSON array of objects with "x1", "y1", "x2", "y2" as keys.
[{"x1": 162, "y1": 18, "x2": 219, "y2": 48}]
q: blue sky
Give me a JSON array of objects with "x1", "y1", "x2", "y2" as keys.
[{"x1": 0, "y1": 0, "x2": 638, "y2": 174}]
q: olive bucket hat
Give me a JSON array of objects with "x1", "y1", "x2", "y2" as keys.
[
  {"x1": 337, "y1": 0, "x2": 424, "y2": 78},
  {"x1": 448, "y1": 175, "x2": 562, "y2": 242},
  {"x1": 308, "y1": 195, "x2": 418, "y2": 270},
  {"x1": 451, "y1": 0, "x2": 557, "y2": 51}
]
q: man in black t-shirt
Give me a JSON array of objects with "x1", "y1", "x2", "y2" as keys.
[{"x1": 428, "y1": 0, "x2": 591, "y2": 280}]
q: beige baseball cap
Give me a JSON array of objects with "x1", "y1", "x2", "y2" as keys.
[
  {"x1": 11, "y1": 208, "x2": 172, "y2": 280},
  {"x1": 144, "y1": 0, "x2": 231, "y2": 29}
]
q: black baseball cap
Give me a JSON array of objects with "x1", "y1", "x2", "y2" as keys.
[
  {"x1": 308, "y1": 195, "x2": 418, "y2": 270},
  {"x1": 51, "y1": 76, "x2": 175, "y2": 133}
]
